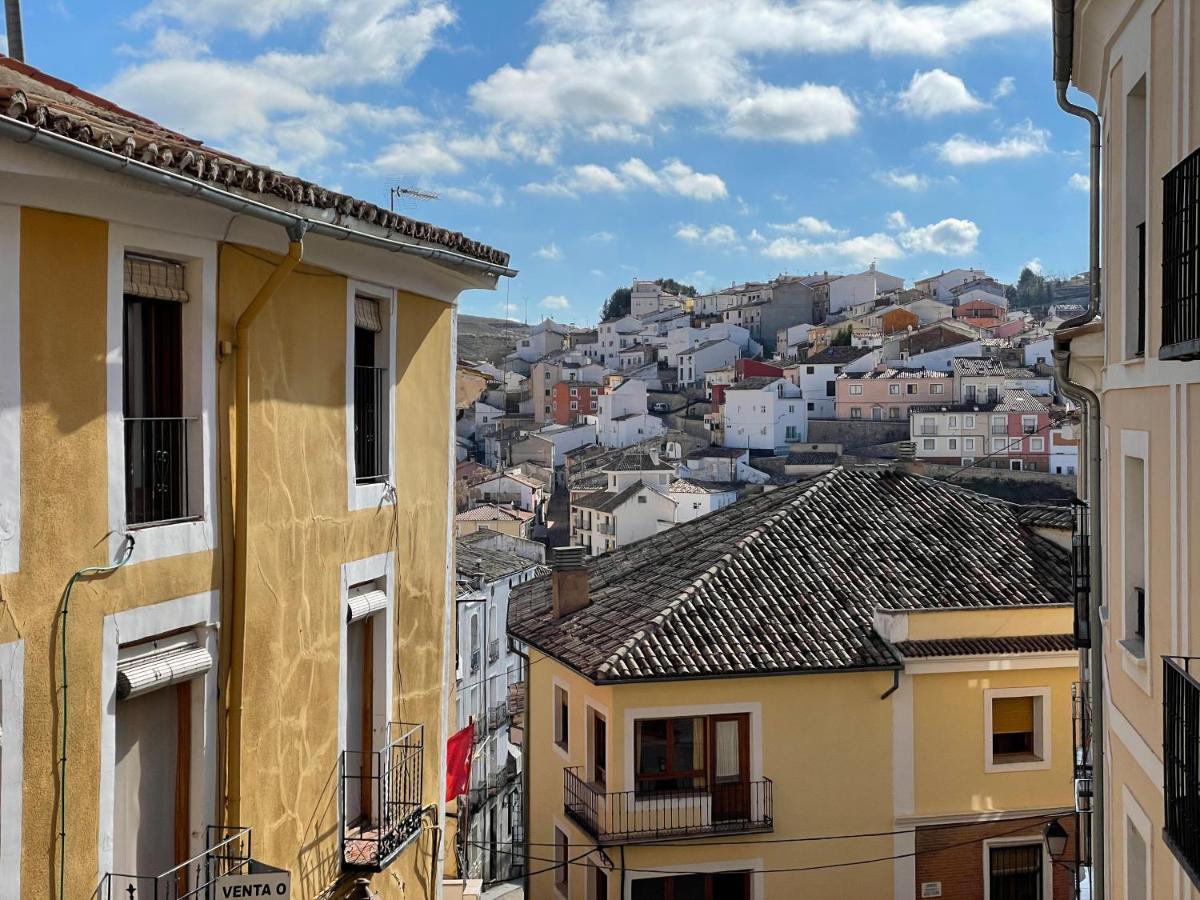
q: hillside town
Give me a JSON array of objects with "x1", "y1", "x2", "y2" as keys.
[{"x1": 0, "y1": 1, "x2": 1196, "y2": 900}]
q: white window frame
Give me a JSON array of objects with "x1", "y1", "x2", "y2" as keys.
[
  {"x1": 552, "y1": 677, "x2": 571, "y2": 760},
  {"x1": 345, "y1": 281, "x2": 397, "y2": 511},
  {"x1": 992, "y1": 437, "x2": 1008, "y2": 453},
  {"x1": 983, "y1": 686, "x2": 1051, "y2": 773},
  {"x1": 923, "y1": 439, "x2": 935, "y2": 450},
  {"x1": 849, "y1": 384, "x2": 863, "y2": 395},
  {"x1": 1030, "y1": 437, "x2": 1044, "y2": 452},
  {"x1": 105, "y1": 225, "x2": 219, "y2": 564},
  {"x1": 337, "y1": 552, "x2": 397, "y2": 830},
  {"x1": 981, "y1": 836, "x2": 1052, "y2": 900},
  {"x1": 1119, "y1": 430, "x2": 1151, "y2": 693},
  {"x1": 964, "y1": 416, "x2": 976, "y2": 428},
  {"x1": 0, "y1": 205, "x2": 19, "y2": 575},
  {"x1": 97, "y1": 591, "x2": 220, "y2": 880},
  {"x1": 0, "y1": 639, "x2": 25, "y2": 900}
]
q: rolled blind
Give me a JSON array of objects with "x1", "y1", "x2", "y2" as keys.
[
  {"x1": 355, "y1": 296, "x2": 383, "y2": 333},
  {"x1": 124, "y1": 255, "x2": 189, "y2": 302},
  {"x1": 117, "y1": 642, "x2": 212, "y2": 700},
  {"x1": 347, "y1": 589, "x2": 388, "y2": 623},
  {"x1": 992, "y1": 696, "x2": 1035, "y2": 734}
]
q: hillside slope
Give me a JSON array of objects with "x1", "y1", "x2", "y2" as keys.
[{"x1": 456, "y1": 314, "x2": 530, "y2": 365}]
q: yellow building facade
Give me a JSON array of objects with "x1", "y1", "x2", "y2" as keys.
[
  {"x1": 1055, "y1": 1, "x2": 1200, "y2": 898},
  {"x1": 511, "y1": 469, "x2": 1081, "y2": 899},
  {"x1": 0, "y1": 60, "x2": 511, "y2": 898}
]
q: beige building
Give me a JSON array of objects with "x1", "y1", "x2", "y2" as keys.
[
  {"x1": 0, "y1": 59, "x2": 512, "y2": 898},
  {"x1": 1054, "y1": 1, "x2": 1200, "y2": 898}
]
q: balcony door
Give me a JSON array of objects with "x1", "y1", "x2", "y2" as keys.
[
  {"x1": 345, "y1": 613, "x2": 375, "y2": 824},
  {"x1": 709, "y1": 713, "x2": 749, "y2": 822}
]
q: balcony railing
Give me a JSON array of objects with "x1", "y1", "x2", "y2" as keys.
[
  {"x1": 354, "y1": 365, "x2": 389, "y2": 484},
  {"x1": 1166, "y1": 657, "x2": 1200, "y2": 887},
  {"x1": 125, "y1": 416, "x2": 199, "y2": 527},
  {"x1": 563, "y1": 767, "x2": 773, "y2": 845},
  {"x1": 487, "y1": 702, "x2": 508, "y2": 732},
  {"x1": 1161, "y1": 145, "x2": 1200, "y2": 360},
  {"x1": 1072, "y1": 502, "x2": 1091, "y2": 648},
  {"x1": 488, "y1": 638, "x2": 500, "y2": 664},
  {"x1": 341, "y1": 722, "x2": 424, "y2": 872},
  {"x1": 100, "y1": 825, "x2": 251, "y2": 899},
  {"x1": 469, "y1": 648, "x2": 480, "y2": 675}
]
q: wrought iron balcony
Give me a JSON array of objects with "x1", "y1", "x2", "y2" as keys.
[
  {"x1": 469, "y1": 648, "x2": 480, "y2": 675},
  {"x1": 563, "y1": 767, "x2": 773, "y2": 845},
  {"x1": 1072, "y1": 502, "x2": 1091, "y2": 648},
  {"x1": 487, "y1": 701, "x2": 508, "y2": 732},
  {"x1": 488, "y1": 638, "x2": 500, "y2": 664},
  {"x1": 1165, "y1": 657, "x2": 1200, "y2": 888},
  {"x1": 100, "y1": 826, "x2": 251, "y2": 899},
  {"x1": 1161, "y1": 146, "x2": 1200, "y2": 360},
  {"x1": 354, "y1": 364, "x2": 389, "y2": 484},
  {"x1": 341, "y1": 723, "x2": 424, "y2": 872},
  {"x1": 124, "y1": 416, "x2": 199, "y2": 527}
]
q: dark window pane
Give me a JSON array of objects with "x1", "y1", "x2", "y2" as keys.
[
  {"x1": 712, "y1": 872, "x2": 751, "y2": 900},
  {"x1": 632, "y1": 878, "x2": 668, "y2": 900},
  {"x1": 989, "y1": 844, "x2": 1042, "y2": 900},
  {"x1": 993, "y1": 732, "x2": 1034, "y2": 756},
  {"x1": 672, "y1": 719, "x2": 701, "y2": 772},
  {"x1": 671, "y1": 875, "x2": 706, "y2": 900},
  {"x1": 637, "y1": 720, "x2": 669, "y2": 775}
]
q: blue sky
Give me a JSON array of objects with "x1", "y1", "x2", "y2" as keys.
[{"x1": 4, "y1": 0, "x2": 1088, "y2": 324}]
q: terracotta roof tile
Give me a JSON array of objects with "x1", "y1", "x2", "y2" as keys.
[{"x1": 895, "y1": 634, "x2": 1074, "y2": 657}]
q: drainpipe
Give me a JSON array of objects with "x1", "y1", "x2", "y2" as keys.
[
  {"x1": 225, "y1": 225, "x2": 306, "y2": 826},
  {"x1": 1051, "y1": 3, "x2": 1104, "y2": 893},
  {"x1": 4, "y1": 0, "x2": 24, "y2": 62}
]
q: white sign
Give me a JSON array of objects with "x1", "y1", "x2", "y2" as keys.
[{"x1": 215, "y1": 871, "x2": 292, "y2": 898}]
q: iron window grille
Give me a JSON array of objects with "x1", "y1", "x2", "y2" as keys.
[
  {"x1": 1164, "y1": 657, "x2": 1200, "y2": 888},
  {"x1": 354, "y1": 365, "x2": 389, "y2": 483},
  {"x1": 125, "y1": 416, "x2": 199, "y2": 526},
  {"x1": 1161, "y1": 145, "x2": 1200, "y2": 359},
  {"x1": 340, "y1": 722, "x2": 424, "y2": 872},
  {"x1": 1072, "y1": 502, "x2": 1091, "y2": 648},
  {"x1": 100, "y1": 825, "x2": 251, "y2": 899}
]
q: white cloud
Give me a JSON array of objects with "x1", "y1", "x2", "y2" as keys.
[
  {"x1": 498, "y1": 301, "x2": 520, "y2": 317},
  {"x1": 770, "y1": 216, "x2": 841, "y2": 236},
  {"x1": 747, "y1": 228, "x2": 767, "y2": 244},
  {"x1": 524, "y1": 157, "x2": 725, "y2": 200},
  {"x1": 938, "y1": 120, "x2": 1050, "y2": 165},
  {"x1": 541, "y1": 295, "x2": 571, "y2": 309},
  {"x1": 590, "y1": 269, "x2": 605, "y2": 277},
  {"x1": 535, "y1": 242, "x2": 564, "y2": 260},
  {"x1": 886, "y1": 210, "x2": 909, "y2": 230},
  {"x1": 437, "y1": 181, "x2": 504, "y2": 206},
  {"x1": 1023, "y1": 258, "x2": 1043, "y2": 275},
  {"x1": 897, "y1": 217, "x2": 981, "y2": 255},
  {"x1": 589, "y1": 231, "x2": 615, "y2": 242},
  {"x1": 876, "y1": 169, "x2": 930, "y2": 191},
  {"x1": 897, "y1": 69, "x2": 984, "y2": 118},
  {"x1": 726, "y1": 83, "x2": 859, "y2": 143},
  {"x1": 1068, "y1": 172, "x2": 1090, "y2": 192},
  {"x1": 585, "y1": 122, "x2": 650, "y2": 144},
  {"x1": 763, "y1": 232, "x2": 903, "y2": 266},
  {"x1": 368, "y1": 132, "x2": 463, "y2": 175},
  {"x1": 992, "y1": 75, "x2": 1016, "y2": 100},
  {"x1": 675, "y1": 223, "x2": 740, "y2": 245}
]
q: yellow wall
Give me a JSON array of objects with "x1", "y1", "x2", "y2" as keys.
[
  {"x1": 902, "y1": 606, "x2": 1073, "y2": 641},
  {"x1": 3, "y1": 211, "x2": 454, "y2": 899},
  {"x1": 911, "y1": 667, "x2": 1076, "y2": 818}
]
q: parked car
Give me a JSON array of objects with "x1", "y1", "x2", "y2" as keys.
[{"x1": 650, "y1": 402, "x2": 671, "y2": 413}]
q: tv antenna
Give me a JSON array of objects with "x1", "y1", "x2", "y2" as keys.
[{"x1": 389, "y1": 183, "x2": 439, "y2": 212}]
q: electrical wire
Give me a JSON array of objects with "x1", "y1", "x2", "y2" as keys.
[{"x1": 58, "y1": 534, "x2": 136, "y2": 900}]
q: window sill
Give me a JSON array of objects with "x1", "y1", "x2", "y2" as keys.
[
  {"x1": 1119, "y1": 638, "x2": 1147, "y2": 663},
  {"x1": 985, "y1": 755, "x2": 1050, "y2": 774},
  {"x1": 1160, "y1": 338, "x2": 1200, "y2": 362}
]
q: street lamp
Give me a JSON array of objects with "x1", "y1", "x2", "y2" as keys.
[{"x1": 1044, "y1": 818, "x2": 1069, "y2": 859}]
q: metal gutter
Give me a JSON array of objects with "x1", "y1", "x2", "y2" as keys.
[
  {"x1": 0, "y1": 115, "x2": 517, "y2": 279},
  {"x1": 1052, "y1": 2, "x2": 1105, "y2": 896}
]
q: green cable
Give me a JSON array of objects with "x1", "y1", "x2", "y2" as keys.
[{"x1": 58, "y1": 535, "x2": 136, "y2": 900}]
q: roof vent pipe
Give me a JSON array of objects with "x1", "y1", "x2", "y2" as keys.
[
  {"x1": 4, "y1": 0, "x2": 25, "y2": 62},
  {"x1": 551, "y1": 546, "x2": 589, "y2": 620}
]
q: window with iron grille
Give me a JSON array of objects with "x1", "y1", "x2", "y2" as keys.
[
  {"x1": 1161, "y1": 145, "x2": 1200, "y2": 359},
  {"x1": 353, "y1": 296, "x2": 389, "y2": 484},
  {"x1": 1164, "y1": 657, "x2": 1200, "y2": 888},
  {"x1": 987, "y1": 843, "x2": 1043, "y2": 900}
]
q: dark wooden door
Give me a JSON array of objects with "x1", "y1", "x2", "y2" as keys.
[{"x1": 709, "y1": 714, "x2": 749, "y2": 821}]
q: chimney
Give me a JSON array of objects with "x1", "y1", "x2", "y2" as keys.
[{"x1": 551, "y1": 546, "x2": 589, "y2": 619}]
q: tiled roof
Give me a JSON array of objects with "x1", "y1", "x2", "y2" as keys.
[
  {"x1": 995, "y1": 388, "x2": 1047, "y2": 413},
  {"x1": 952, "y1": 357, "x2": 1006, "y2": 376},
  {"x1": 841, "y1": 368, "x2": 949, "y2": 381},
  {"x1": 687, "y1": 446, "x2": 748, "y2": 459},
  {"x1": 456, "y1": 539, "x2": 540, "y2": 582},
  {"x1": 803, "y1": 346, "x2": 874, "y2": 365},
  {"x1": 726, "y1": 376, "x2": 781, "y2": 391},
  {"x1": 681, "y1": 338, "x2": 734, "y2": 355},
  {"x1": 0, "y1": 59, "x2": 509, "y2": 267},
  {"x1": 1015, "y1": 505, "x2": 1075, "y2": 530},
  {"x1": 668, "y1": 478, "x2": 733, "y2": 494},
  {"x1": 604, "y1": 452, "x2": 674, "y2": 472},
  {"x1": 786, "y1": 451, "x2": 839, "y2": 466},
  {"x1": 510, "y1": 467, "x2": 1070, "y2": 682},
  {"x1": 455, "y1": 504, "x2": 532, "y2": 522},
  {"x1": 571, "y1": 482, "x2": 646, "y2": 513},
  {"x1": 571, "y1": 473, "x2": 609, "y2": 491},
  {"x1": 895, "y1": 634, "x2": 1074, "y2": 658}
]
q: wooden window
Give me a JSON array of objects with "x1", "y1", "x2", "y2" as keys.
[
  {"x1": 554, "y1": 827, "x2": 569, "y2": 894},
  {"x1": 634, "y1": 717, "x2": 706, "y2": 794},
  {"x1": 554, "y1": 685, "x2": 569, "y2": 751},
  {"x1": 987, "y1": 843, "x2": 1043, "y2": 899},
  {"x1": 631, "y1": 871, "x2": 752, "y2": 900},
  {"x1": 992, "y1": 696, "x2": 1039, "y2": 761}
]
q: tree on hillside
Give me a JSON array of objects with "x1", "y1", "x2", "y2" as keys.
[
  {"x1": 600, "y1": 286, "x2": 632, "y2": 321},
  {"x1": 831, "y1": 326, "x2": 853, "y2": 346},
  {"x1": 658, "y1": 277, "x2": 698, "y2": 297},
  {"x1": 1010, "y1": 267, "x2": 1050, "y2": 309}
]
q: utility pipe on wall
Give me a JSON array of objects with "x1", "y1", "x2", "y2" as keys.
[{"x1": 224, "y1": 228, "x2": 305, "y2": 825}]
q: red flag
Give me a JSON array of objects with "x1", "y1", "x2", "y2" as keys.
[{"x1": 446, "y1": 723, "x2": 474, "y2": 801}]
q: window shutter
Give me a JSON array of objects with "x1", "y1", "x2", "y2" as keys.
[
  {"x1": 993, "y1": 696, "x2": 1035, "y2": 733},
  {"x1": 355, "y1": 296, "x2": 383, "y2": 333},
  {"x1": 117, "y1": 641, "x2": 211, "y2": 699},
  {"x1": 123, "y1": 255, "x2": 189, "y2": 302},
  {"x1": 347, "y1": 589, "x2": 388, "y2": 623}
]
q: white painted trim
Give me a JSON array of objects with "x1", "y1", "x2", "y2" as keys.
[
  {"x1": 983, "y1": 686, "x2": 1052, "y2": 773},
  {"x1": 552, "y1": 816, "x2": 572, "y2": 897},
  {"x1": 981, "y1": 834, "x2": 1053, "y2": 900},
  {"x1": 105, "y1": 224, "x2": 219, "y2": 564},
  {"x1": 0, "y1": 640, "x2": 25, "y2": 900},
  {"x1": 895, "y1": 805, "x2": 1074, "y2": 828},
  {"x1": 892, "y1": 673, "x2": 916, "y2": 900},
  {"x1": 623, "y1": 856, "x2": 765, "y2": 900},
  {"x1": 1103, "y1": 659, "x2": 1163, "y2": 785},
  {"x1": 345, "y1": 281, "x2": 397, "y2": 511},
  {"x1": 0, "y1": 206, "x2": 19, "y2": 575},
  {"x1": 1122, "y1": 783, "x2": 1153, "y2": 900},
  {"x1": 336, "y1": 551, "x2": 397, "y2": 764},
  {"x1": 97, "y1": 591, "x2": 220, "y2": 881},
  {"x1": 621, "y1": 701, "x2": 763, "y2": 793},
  {"x1": 902, "y1": 653, "x2": 1077, "y2": 675},
  {"x1": 1119, "y1": 429, "x2": 1152, "y2": 695},
  {"x1": 551, "y1": 675, "x2": 571, "y2": 762}
]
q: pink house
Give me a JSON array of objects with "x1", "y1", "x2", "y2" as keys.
[
  {"x1": 998, "y1": 389, "x2": 1052, "y2": 472},
  {"x1": 835, "y1": 367, "x2": 953, "y2": 422}
]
